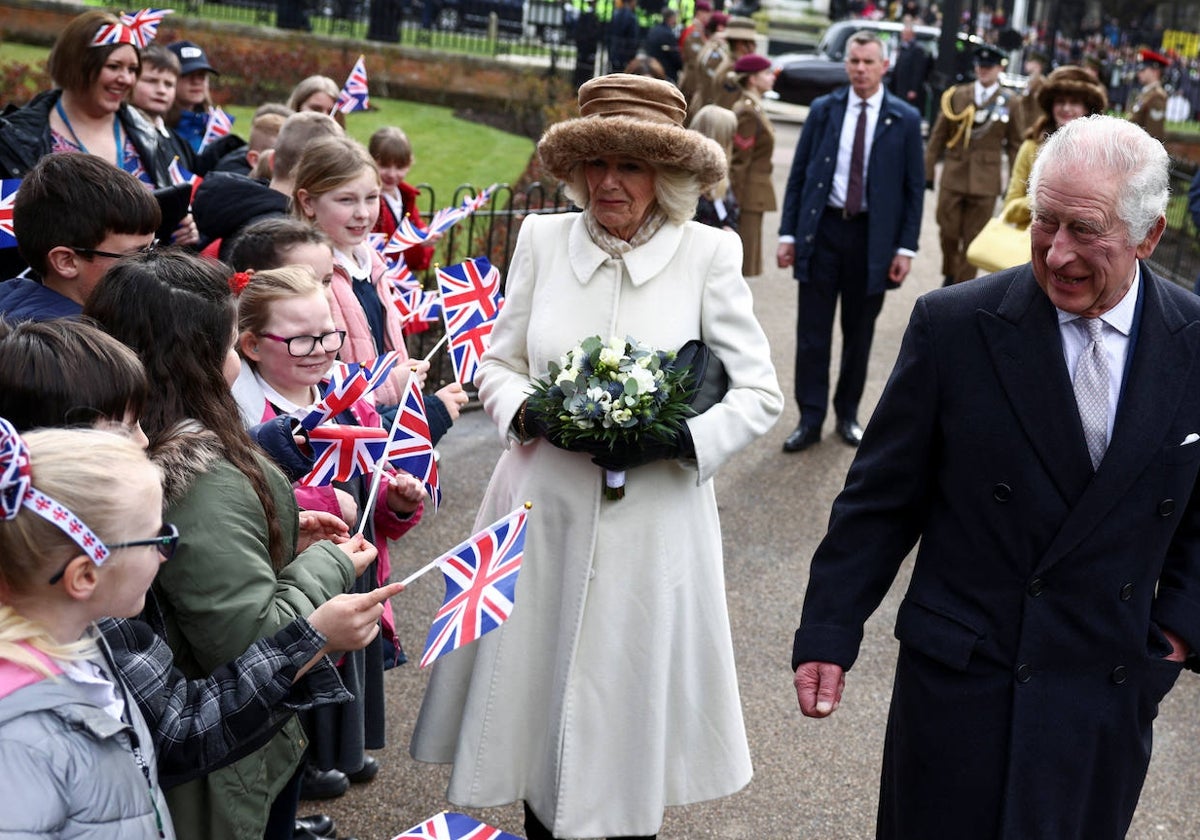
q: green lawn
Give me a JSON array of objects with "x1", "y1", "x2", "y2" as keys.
[{"x1": 0, "y1": 42, "x2": 534, "y2": 201}]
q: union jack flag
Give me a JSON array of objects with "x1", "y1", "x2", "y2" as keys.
[
  {"x1": 383, "y1": 257, "x2": 419, "y2": 293},
  {"x1": 390, "y1": 812, "x2": 521, "y2": 840},
  {"x1": 167, "y1": 156, "x2": 199, "y2": 187},
  {"x1": 335, "y1": 55, "x2": 370, "y2": 114},
  {"x1": 296, "y1": 367, "x2": 370, "y2": 431},
  {"x1": 89, "y1": 19, "x2": 138, "y2": 47},
  {"x1": 198, "y1": 107, "x2": 234, "y2": 153},
  {"x1": 327, "y1": 350, "x2": 402, "y2": 396},
  {"x1": 419, "y1": 505, "x2": 528, "y2": 668},
  {"x1": 438, "y1": 257, "x2": 502, "y2": 327},
  {"x1": 438, "y1": 258, "x2": 502, "y2": 384},
  {"x1": 368, "y1": 231, "x2": 388, "y2": 258},
  {"x1": 117, "y1": 8, "x2": 174, "y2": 48},
  {"x1": 299, "y1": 424, "x2": 390, "y2": 487},
  {"x1": 0, "y1": 180, "x2": 19, "y2": 250},
  {"x1": 387, "y1": 372, "x2": 440, "y2": 510},
  {"x1": 385, "y1": 216, "x2": 429, "y2": 254}
]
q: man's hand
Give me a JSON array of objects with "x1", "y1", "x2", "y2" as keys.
[
  {"x1": 889, "y1": 254, "x2": 912, "y2": 285},
  {"x1": 776, "y1": 241, "x2": 795, "y2": 269},
  {"x1": 794, "y1": 661, "x2": 845, "y2": 717},
  {"x1": 1163, "y1": 626, "x2": 1190, "y2": 663}
]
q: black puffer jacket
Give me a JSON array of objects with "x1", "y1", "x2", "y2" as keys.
[
  {"x1": 191, "y1": 171, "x2": 288, "y2": 262},
  {"x1": 0, "y1": 89, "x2": 175, "y2": 186}
]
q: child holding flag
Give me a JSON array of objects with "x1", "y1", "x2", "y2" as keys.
[
  {"x1": 231, "y1": 265, "x2": 426, "y2": 794},
  {"x1": 291, "y1": 135, "x2": 467, "y2": 436},
  {"x1": 83, "y1": 250, "x2": 378, "y2": 840}
]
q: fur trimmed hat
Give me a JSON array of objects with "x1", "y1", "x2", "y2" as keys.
[
  {"x1": 1037, "y1": 65, "x2": 1107, "y2": 118},
  {"x1": 537, "y1": 73, "x2": 728, "y2": 190}
]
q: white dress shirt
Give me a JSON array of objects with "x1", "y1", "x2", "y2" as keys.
[
  {"x1": 829, "y1": 87, "x2": 884, "y2": 211},
  {"x1": 1056, "y1": 265, "x2": 1140, "y2": 444},
  {"x1": 975, "y1": 80, "x2": 999, "y2": 107}
]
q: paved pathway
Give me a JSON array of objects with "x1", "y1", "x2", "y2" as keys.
[{"x1": 310, "y1": 117, "x2": 1200, "y2": 840}]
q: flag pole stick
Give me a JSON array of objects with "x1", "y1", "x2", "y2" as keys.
[
  {"x1": 354, "y1": 367, "x2": 419, "y2": 537},
  {"x1": 422, "y1": 332, "x2": 449, "y2": 362},
  {"x1": 398, "y1": 555, "x2": 443, "y2": 587}
]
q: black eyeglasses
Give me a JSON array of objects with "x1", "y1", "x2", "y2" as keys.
[
  {"x1": 70, "y1": 239, "x2": 158, "y2": 261},
  {"x1": 259, "y1": 329, "x2": 347, "y2": 357},
  {"x1": 49, "y1": 523, "x2": 180, "y2": 585}
]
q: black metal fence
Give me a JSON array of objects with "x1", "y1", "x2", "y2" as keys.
[{"x1": 186, "y1": 0, "x2": 583, "y2": 68}]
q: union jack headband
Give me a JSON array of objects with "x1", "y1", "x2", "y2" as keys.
[
  {"x1": 0, "y1": 417, "x2": 110, "y2": 567},
  {"x1": 91, "y1": 8, "x2": 174, "y2": 50}
]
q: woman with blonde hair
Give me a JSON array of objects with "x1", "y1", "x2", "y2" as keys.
[{"x1": 689, "y1": 104, "x2": 740, "y2": 231}]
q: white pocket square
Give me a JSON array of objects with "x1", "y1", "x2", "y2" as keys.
[{"x1": 1182, "y1": 433, "x2": 1200, "y2": 446}]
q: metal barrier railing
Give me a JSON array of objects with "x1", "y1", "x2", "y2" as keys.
[{"x1": 1149, "y1": 159, "x2": 1200, "y2": 292}]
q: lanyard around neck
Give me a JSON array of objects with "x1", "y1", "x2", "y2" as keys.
[{"x1": 55, "y1": 99, "x2": 124, "y2": 167}]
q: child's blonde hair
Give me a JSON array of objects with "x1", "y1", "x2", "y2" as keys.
[
  {"x1": 237, "y1": 265, "x2": 328, "y2": 346},
  {"x1": 291, "y1": 136, "x2": 379, "y2": 222},
  {"x1": 689, "y1": 105, "x2": 736, "y2": 199},
  {"x1": 0, "y1": 427, "x2": 160, "y2": 675}
]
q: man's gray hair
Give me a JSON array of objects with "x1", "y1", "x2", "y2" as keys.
[
  {"x1": 1028, "y1": 114, "x2": 1168, "y2": 245},
  {"x1": 848, "y1": 29, "x2": 889, "y2": 62}
]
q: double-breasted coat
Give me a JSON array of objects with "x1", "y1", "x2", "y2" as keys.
[
  {"x1": 793, "y1": 264, "x2": 1200, "y2": 839},
  {"x1": 926, "y1": 83, "x2": 1024, "y2": 281},
  {"x1": 410, "y1": 211, "x2": 783, "y2": 838}
]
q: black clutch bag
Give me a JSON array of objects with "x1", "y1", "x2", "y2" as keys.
[{"x1": 671, "y1": 339, "x2": 729, "y2": 415}]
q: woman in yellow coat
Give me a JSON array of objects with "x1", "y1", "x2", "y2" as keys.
[{"x1": 729, "y1": 53, "x2": 777, "y2": 277}]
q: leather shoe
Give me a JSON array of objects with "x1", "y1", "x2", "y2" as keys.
[
  {"x1": 345, "y1": 755, "x2": 379, "y2": 784},
  {"x1": 835, "y1": 418, "x2": 863, "y2": 447},
  {"x1": 299, "y1": 766, "x2": 349, "y2": 800},
  {"x1": 294, "y1": 813, "x2": 335, "y2": 837},
  {"x1": 782, "y1": 424, "x2": 821, "y2": 453}
]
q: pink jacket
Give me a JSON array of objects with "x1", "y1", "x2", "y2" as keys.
[{"x1": 327, "y1": 248, "x2": 413, "y2": 406}]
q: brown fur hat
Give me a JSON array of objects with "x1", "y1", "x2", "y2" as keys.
[
  {"x1": 538, "y1": 73, "x2": 728, "y2": 190},
  {"x1": 1037, "y1": 65, "x2": 1108, "y2": 118}
]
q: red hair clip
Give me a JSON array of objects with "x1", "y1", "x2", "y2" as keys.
[{"x1": 229, "y1": 271, "x2": 253, "y2": 295}]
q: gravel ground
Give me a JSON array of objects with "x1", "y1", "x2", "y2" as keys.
[{"x1": 303, "y1": 117, "x2": 1200, "y2": 840}]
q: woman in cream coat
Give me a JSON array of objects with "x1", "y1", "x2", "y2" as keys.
[{"x1": 410, "y1": 74, "x2": 783, "y2": 840}]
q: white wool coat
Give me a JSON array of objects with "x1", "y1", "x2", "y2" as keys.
[{"x1": 409, "y1": 211, "x2": 783, "y2": 838}]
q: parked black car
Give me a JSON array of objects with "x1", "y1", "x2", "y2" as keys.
[
  {"x1": 413, "y1": 0, "x2": 525, "y2": 35},
  {"x1": 771, "y1": 20, "x2": 1022, "y2": 107}
]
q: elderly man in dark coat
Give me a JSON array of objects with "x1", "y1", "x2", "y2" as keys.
[{"x1": 792, "y1": 114, "x2": 1200, "y2": 840}]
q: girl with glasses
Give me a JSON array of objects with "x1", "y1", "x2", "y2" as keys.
[
  {"x1": 83, "y1": 249, "x2": 380, "y2": 840},
  {"x1": 233, "y1": 265, "x2": 426, "y2": 798}
]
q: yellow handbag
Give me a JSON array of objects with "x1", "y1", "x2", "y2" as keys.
[{"x1": 966, "y1": 216, "x2": 1031, "y2": 274}]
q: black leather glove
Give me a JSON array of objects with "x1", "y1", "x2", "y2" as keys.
[
  {"x1": 516, "y1": 400, "x2": 608, "y2": 455},
  {"x1": 591, "y1": 424, "x2": 695, "y2": 471}
]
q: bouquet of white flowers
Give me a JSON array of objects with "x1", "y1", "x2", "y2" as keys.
[{"x1": 525, "y1": 335, "x2": 697, "y2": 500}]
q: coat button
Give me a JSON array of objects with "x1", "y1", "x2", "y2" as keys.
[
  {"x1": 1027, "y1": 577, "x2": 1045, "y2": 597},
  {"x1": 1015, "y1": 663, "x2": 1031, "y2": 683},
  {"x1": 993, "y1": 483, "x2": 1012, "y2": 502},
  {"x1": 1119, "y1": 583, "x2": 1133, "y2": 600},
  {"x1": 1111, "y1": 666, "x2": 1128, "y2": 685},
  {"x1": 1158, "y1": 499, "x2": 1175, "y2": 517}
]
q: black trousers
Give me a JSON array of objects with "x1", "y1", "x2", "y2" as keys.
[
  {"x1": 794, "y1": 209, "x2": 885, "y2": 428},
  {"x1": 523, "y1": 802, "x2": 655, "y2": 840}
]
